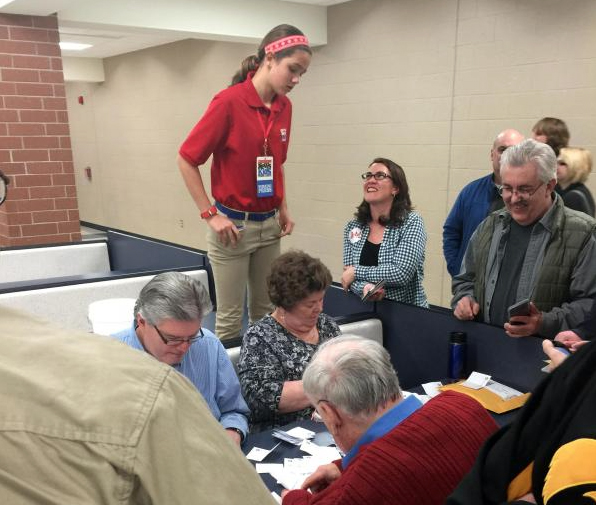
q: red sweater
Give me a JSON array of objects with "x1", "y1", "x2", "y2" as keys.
[{"x1": 283, "y1": 391, "x2": 497, "y2": 505}]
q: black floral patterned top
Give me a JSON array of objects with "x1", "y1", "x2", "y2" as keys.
[{"x1": 238, "y1": 313, "x2": 341, "y2": 432}]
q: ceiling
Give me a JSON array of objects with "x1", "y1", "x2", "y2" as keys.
[{"x1": 0, "y1": 0, "x2": 349, "y2": 59}]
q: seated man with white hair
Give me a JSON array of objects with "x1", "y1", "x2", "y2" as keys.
[
  {"x1": 282, "y1": 335, "x2": 497, "y2": 505},
  {"x1": 112, "y1": 271, "x2": 249, "y2": 445}
]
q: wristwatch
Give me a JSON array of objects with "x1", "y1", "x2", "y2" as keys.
[
  {"x1": 200, "y1": 205, "x2": 217, "y2": 219},
  {"x1": 227, "y1": 427, "x2": 245, "y2": 443}
]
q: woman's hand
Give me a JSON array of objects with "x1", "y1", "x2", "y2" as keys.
[
  {"x1": 341, "y1": 266, "x2": 355, "y2": 291},
  {"x1": 207, "y1": 214, "x2": 241, "y2": 246},
  {"x1": 363, "y1": 283, "x2": 385, "y2": 301}
]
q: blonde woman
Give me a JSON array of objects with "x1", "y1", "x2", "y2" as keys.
[{"x1": 557, "y1": 147, "x2": 595, "y2": 217}]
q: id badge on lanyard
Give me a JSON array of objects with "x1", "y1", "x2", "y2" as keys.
[{"x1": 256, "y1": 110, "x2": 274, "y2": 198}]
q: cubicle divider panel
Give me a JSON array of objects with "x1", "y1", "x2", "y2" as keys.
[
  {"x1": 376, "y1": 301, "x2": 546, "y2": 392},
  {"x1": 375, "y1": 302, "x2": 453, "y2": 389},
  {"x1": 465, "y1": 321, "x2": 546, "y2": 392},
  {"x1": 323, "y1": 284, "x2": 374, "y2": 317},
  {"x1": 0, "y1": 241, "x2": 110, "y2": 284},
  {"x1": 107, "y1": 230, "x2": 207, "y2": 272}
]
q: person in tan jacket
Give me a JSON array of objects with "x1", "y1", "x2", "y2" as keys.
[{"x1": 0, "y1": 305, "x2": 275, "y2": 505}]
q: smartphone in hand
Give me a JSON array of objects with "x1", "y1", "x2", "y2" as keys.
[
  {"x1": 507, "y1": 298, "x2": 531, "y2": 325},
  {"x1": 361, "y1": 280, "x2": 386, "y2": 302},
  {"x1": 551, "y1": 339, "x2": 571, "y2": 356}
]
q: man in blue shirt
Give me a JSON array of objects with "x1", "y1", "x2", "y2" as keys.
[
  {"x1": 112, "y1": 271, "x2": 249, "y2": 446},
  {"x1": 443, "y1": 129, "x2": 525, "y2": 276}
]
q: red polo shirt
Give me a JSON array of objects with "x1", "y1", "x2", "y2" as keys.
[{"x1": 179, "y1": 73, "x2": 292, "y2": 212}]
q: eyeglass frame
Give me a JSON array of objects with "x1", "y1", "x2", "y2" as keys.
[
  {"x1": 498, "y1": 182, "x2": 545, "y2": 199},
  {"x1": 361, "y1": 171, "x2": 393, "y2": 181},
  {"x1": 153, "y1": 324, "x2": 204, "y2": 346},
  {"x1": 0, "y1": 170, "x2": 9, "y2": 206}
]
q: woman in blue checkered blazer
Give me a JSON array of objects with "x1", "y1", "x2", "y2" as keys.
[{"x1": 341, "y1": 158, "x2": 428, "y2": 307}]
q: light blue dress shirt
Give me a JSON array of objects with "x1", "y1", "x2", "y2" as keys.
[
  {"x1": 342, "y1": 394, "x2": 422, "y2": 468},
  {"x1": 113, "y1": 323, "x2": 249, "y2": 438}
]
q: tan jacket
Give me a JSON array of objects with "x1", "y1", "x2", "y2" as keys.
[{"x1": 0, "y1": 306, "x2": 274, "y2": 505}]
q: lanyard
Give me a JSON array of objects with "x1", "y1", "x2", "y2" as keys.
[{"x1": 256, "y1": 110, "x2": 275, "y2": 156}]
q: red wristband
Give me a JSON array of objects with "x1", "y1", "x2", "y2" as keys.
[{"x1": 200, "y1": 205, "x2": 217, "y2": 219}]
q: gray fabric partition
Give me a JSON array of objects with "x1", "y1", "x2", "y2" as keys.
[{"x1": 323, "y1": 285, "x2": 546, "y2": 391}]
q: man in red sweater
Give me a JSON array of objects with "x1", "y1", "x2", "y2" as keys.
[{"x1": 281, "y1": 335, "x2": 497, "y2": 505}]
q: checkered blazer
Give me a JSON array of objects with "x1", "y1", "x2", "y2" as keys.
[{"x1": 343, "y1": 212, "x2": 428, "y2": 307}]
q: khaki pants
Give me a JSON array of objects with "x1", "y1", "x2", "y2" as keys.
[{"x1": 207, "y1": 215, "x2": 281, "y2": 341}]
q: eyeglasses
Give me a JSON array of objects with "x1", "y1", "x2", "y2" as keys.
[
  {"x1": 0, "y1": 170, "x2": 9, "y2": 206},
  {"x1": 498, "y1": 182, "x2": 544, "y2": 199},
  {"x1": 361, "y1": 172, "x2": 393, "y2": 181},
  {"x1": 495, "y1": 145, "x2": 510, "y2": 154},
  {"x1": 154, "y1": 325, "x2": 203, "y2": 346}
]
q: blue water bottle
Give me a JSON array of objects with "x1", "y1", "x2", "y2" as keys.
[{"x1": 449, "y1": 331, "x2": 467, "y2": 381}]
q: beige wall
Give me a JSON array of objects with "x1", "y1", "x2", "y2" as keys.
[{"x1": 67, "y1": 0, "x2": 596, "y2": 307}]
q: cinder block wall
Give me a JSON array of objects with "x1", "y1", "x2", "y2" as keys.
[
  {"x1": 0, "y1": 13, "x2": 80, "y2": 246},
  {"x1": 67, "y1": 0, "x2": 596, "y2": 306}
]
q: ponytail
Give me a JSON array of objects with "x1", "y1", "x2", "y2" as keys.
[{"x1": 230, "y1": 54, "x2": 260, "y2": 86}]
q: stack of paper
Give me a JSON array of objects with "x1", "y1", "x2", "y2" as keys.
[
  {"x1": 247, "y1": 427, "x2": 342, "y2": 491},
  {"x1": 440, "y1": 372, "x2": 529, "y2": 413}
]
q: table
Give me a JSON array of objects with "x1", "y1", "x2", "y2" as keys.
[
  {"x1": 244, "y1": 387, "x2": 522, "y2": 493},
  {"x1": 243, "y1": 420, "x2": 330, "y2": 494}
]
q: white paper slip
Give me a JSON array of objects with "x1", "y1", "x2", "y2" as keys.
[
  {"x1": 284, "y1": 456, "x2": 316, "y2": 473},
  {"x1": 300, "y1": 440, "x2": 342, "y2": 462},
  {"x1": 256, "y1": 463, "x2": 283, "y2": 474},
  {"x1": 286, "y1": 427, "x2": 316, "y2": 440},
  {"x1": 485, "y1": 380, "x2": 524, "y2": 400},
  {"x1": 462, "y1": 371, "x2": 491, "y2": 390},
  {"x1": 313, "y1": 431, "x2": 335, "y2": 447},
  {"x1": 402, "y1": 390, "x2": 431, "y2": 404},
  {"x1": 245, "y1": 442, "x2": 281, "y2": 462},
  {"x1": 421, "y1": 381, "x2": 442, "y2": 398},
  {"x1": 271, "y1": 491, "x2": 282, "y2": 504},
  {"x1": 276, "y1": 473, "x2": 306, "y2": 491}
]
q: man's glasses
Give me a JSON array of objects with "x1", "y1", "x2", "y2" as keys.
[
  {"x1": 361, "y1": 172, "x2": 393, "y2": 181},
  {"x1": 0, "y1": 170, "x2": 9, "y2": 206},
  {"x1": 498, "y1": 182, "x2": 544, "y2": 200},
  {"x1": 154, "y1": 325, "x2": 203, "y2": 346}
]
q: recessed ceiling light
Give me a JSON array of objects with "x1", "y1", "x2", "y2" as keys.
[
  {"x1": 0, "y1": 1, "x2": 15, "y2": 8},
  {"x1": 59, "y1": 42, "x2": 93, "y2": 51}
]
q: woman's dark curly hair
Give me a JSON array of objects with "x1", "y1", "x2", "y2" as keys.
[
  {"x1": 268, "y1": 250, "x2": 332, "y2": 310},
  {"x1": 354, "y1": 157, "x2": 412, "y2": 226}
]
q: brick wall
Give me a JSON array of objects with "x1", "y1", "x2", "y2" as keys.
[{"x1": 0, "y1": 13, "x2": 80, "y2": 246}]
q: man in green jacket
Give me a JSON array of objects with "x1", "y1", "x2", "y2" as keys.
[{"x1": 452, "y1": 139, "x2": 596, "y2": 339}]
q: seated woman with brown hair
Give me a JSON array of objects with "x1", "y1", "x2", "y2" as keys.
[{"x1": 238, "y1": 250, "x2": 341, "y2": 432}]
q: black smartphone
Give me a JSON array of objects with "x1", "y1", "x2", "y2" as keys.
[
  {"x1": 507, "y1": 298, "x2": 531, "y2": 324},
  {"x1": 550, "y1": 339, "x2": 571, "y2": 356}
]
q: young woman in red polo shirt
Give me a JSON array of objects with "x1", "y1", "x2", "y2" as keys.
[{"x1": 178, "y1": 24, "x2": 312, "y2": 341}]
